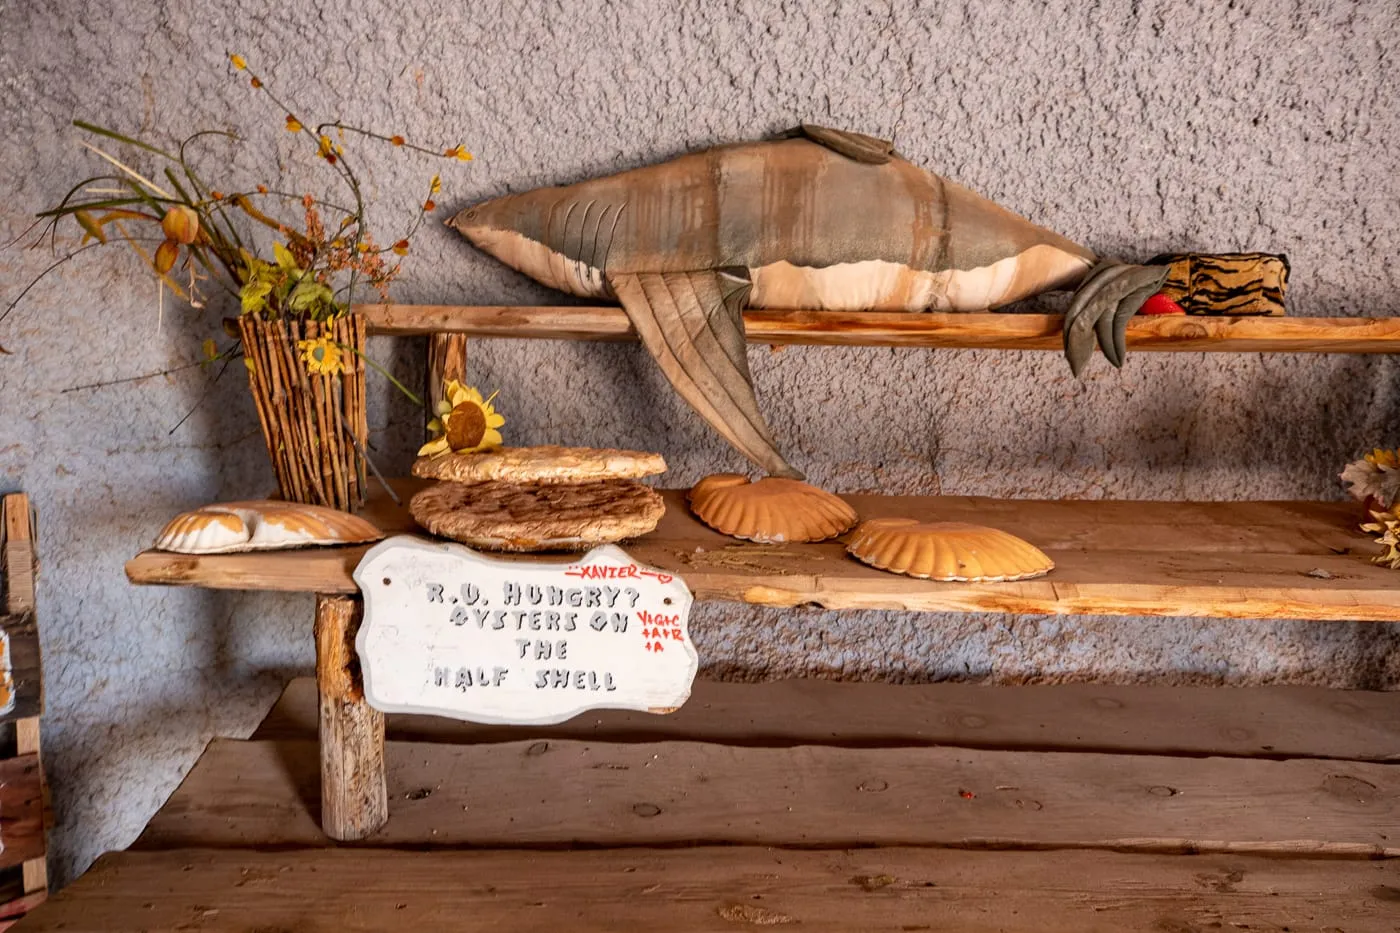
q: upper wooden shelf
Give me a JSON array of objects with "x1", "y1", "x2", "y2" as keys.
[
  {"x1": 126, "y1": 480, "x2": 1400, "y2": 622},
  {"x1": 355, "y1": 303, "x2": 1400, "y2": 353}
]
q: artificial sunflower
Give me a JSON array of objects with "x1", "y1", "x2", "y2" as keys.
[
  {"x1": 418, "y1": 380, "x2": 505, "y2": 458},
  {"x1": 297, "y1": 336, "x2": 344, "y2": 376}
]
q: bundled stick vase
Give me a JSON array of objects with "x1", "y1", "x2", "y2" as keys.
[{"x1": 239, "y1": 314, "x2": 369, "y2": 512}]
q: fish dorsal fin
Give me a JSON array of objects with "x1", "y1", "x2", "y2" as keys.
[
  {"x1": 607, "y1": 270, "x2": 803, "y2": 479},
  {"x1": 784, "y1": 123, "x2": 896, "y2": 164}
]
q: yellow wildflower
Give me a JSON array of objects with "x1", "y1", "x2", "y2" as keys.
[
  {"x1": 418, "y1": 381, "x2": 505, "y2": 458},
  {"x1": 285, "y1": 115, "x2": 303, "y2": 133},
  {"x1": 230, "y1": 54, "x2": 247, "y2": 70},
  {"x1": 298, "y1": 336, "x2": 344, "y2": 376},
  {"x1": 443, "y1": 145, "x2": 472, "y2": 162}
]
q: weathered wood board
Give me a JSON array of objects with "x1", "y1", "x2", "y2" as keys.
[
  {"x1": 0, "y1": 497, "x2": 41, "y2": 723},
  {"x1": 0, "y1": 754, "x2": 46, "y2": 871},
  {"x1": 355, "y1": 539, "x2": 696, "y2": 724},
  {"x1": 126, "y1": 483, "x2": 1400, "y2": 621},
  {"x1": 254, "y1": 676, "x2": 1400, "y2": 761},
  {"x1": 22, "y1": 847, "x2": 1400, "y2": 932},
  {"x1": 356, "y1": 301, "x2": 1400, "y2": 353},
  {"x1": 135, "y1": 737, "x2": 1400, "y2": 856}
]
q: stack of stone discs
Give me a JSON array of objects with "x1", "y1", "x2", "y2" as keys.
[{"x1": 408, "y1": 445, "x2": 668, "y2": 552}]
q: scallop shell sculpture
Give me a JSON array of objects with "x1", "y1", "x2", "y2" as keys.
[
  {"x1": 846, "y1": 518, "x2": 1054, "y2": 582},
  {"x1": 154, "y1": 501, "x2": 383, "y2": 554},
  {"x1": 688, "y1": 474, "x2": 858, "y2": 543}
]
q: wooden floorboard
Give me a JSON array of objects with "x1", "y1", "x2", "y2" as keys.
[
  {"x1": 127, "y1": 483, "x2": 1400, "y2": 621},
  {"x1": 135, "y1": 737, "x2": 1400, "y2": 857},
  {"x1": 256, "y1": 677, "x2": 1400, "y2": 761},
  {"x1": 18, "y1": 846, "x2": 1400, "y2": 932}
]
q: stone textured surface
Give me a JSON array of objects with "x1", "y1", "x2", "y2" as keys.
[{"x1": 2, "y1": 0, "x2": 1399, "y2": 885}]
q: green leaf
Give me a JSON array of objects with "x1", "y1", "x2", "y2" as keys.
[
  {"x1": 273, "y1": 241, "x2": 300, "y2": 272},
  {"x1": 240, "y1": 279, "x2": 273, "y2": 315},
  {"x1": 286, "y1": 278, "x2": 334, "y2": 314}
]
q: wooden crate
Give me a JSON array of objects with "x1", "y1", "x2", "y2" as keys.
[{"x1": 0, "y1": 495, "x2": 48, "y2": 929}]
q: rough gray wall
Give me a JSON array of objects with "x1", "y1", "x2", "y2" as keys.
[{"x1": 2, "y1": 0, "x2": 1399, "y2": 885}]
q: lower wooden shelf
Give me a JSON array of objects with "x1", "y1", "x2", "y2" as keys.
[{"x1": 125, "y1": 480, "x2": 1400, "y2": 621}]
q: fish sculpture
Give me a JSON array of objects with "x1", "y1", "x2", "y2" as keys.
[{"x1": 451, "y1": 125, "x2": 1168, "y2": 479}]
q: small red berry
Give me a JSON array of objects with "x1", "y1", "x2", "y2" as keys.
[{"x1": 1140, "y1": 293, "x2": 1186, "y2": 316}]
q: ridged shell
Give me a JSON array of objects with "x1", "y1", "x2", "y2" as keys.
[
  {"x1": 688, "y1": 474, "x2": 858, "y2": 543},
  {"x1": 846, "y1": 518, "x2": 1054, "y2": 582},
  {"x1": 154, "y1": 501, "x2": 383, "y2": 554}
]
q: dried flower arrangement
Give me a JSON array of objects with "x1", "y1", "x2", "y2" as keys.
[
  {"x1": 5, "y1": 53, "x2": 470, "y2": 510},
  {"x1": 1341, "y1": 447, "x2": 1400, "y2": 569}
]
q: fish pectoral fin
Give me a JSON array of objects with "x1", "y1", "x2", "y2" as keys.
[
  {"x1": 608, "y1": 270, "x2": 803, "y2": 479},
  {"x1": 781, "y1": 123, "x2": 897, "y2": 164}
]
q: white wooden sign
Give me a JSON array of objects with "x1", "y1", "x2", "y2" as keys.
[{"x1": 353, "y1": 536, "x2": 697, "y2": 725}]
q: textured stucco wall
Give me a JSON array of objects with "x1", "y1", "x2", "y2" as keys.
[{"x1": 2, "y1": 0, "x2": 1399, "y2": 885}]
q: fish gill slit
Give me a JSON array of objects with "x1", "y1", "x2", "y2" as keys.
[
  {"x1": 573, "y1": 199, "x2": 598, "y2": 292},
  {"x1": 587, "y1": 202, "x2": 613, "y2": 270},
  {"x1": 600, "y1": 200, "x2": 627, "y2": 279}
]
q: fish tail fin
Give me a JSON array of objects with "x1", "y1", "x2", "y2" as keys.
[{"x1": 1063, "y1": 261, "x2": 1170, "y2": 376}]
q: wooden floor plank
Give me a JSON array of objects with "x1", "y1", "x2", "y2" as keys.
[
  {"x1": 135, "y1": 738, "x2": 1400, "y2": 856},
  {"x1": 18, "y1": 846, "x2": 1400, "y2": 932},
  {"x1": 255, "y1": 677, "x2": 1400, "y2": 761},
  {"x1": 126, "y1": 483, "x2": 1400, "y2": 621}
]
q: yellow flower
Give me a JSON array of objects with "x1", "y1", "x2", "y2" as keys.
[
  {"x1": 443, "y1": 145, "x2": 473, "y2": 162},
  {"x1": 298, "y1": 336, "x2": 344, "y2": 376},
  {"x1": 418, "y1": 381, "x2": 504, "y2": 457},
  {"x1": 230, "y1": 53, "x2": 247, "y2": 70}
]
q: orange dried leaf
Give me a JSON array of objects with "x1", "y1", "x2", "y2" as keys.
[
  {"x1": 154, "y1": 239, "x2": 179, "y2": 275},
  {"x1": 250, "y1": 76, "x2": 263, "y2": 89},
  {"x1": 392, "y1": 239, "x2": 410, "y2": 256},
  {"x1": 422, "y1": 199, "x2": 436, "y2": 212},
  {"x1": 161, "y1": 205, "x2": 200, "y2": 245},
  {"x1": 390, "y1": 135, "x2": 405, "y2": 147},
  {"x1": 285, "y1": 115, "x2": 303, "y2": 133}
]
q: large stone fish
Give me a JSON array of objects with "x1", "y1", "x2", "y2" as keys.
[{"x1": 451, "y1": 125, "x2": 1166, "y2": 479}]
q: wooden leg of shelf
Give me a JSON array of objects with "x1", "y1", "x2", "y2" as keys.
[
  {"x1": 16, "y1": 717, "x2": 45, "y2": 895},
  {"x1": 314, "y1": 595, "x2": 386, "y2": 842}
]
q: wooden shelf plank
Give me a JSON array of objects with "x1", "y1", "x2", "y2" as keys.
[
  {"x1": 125, "y1": 482, "x2": 1400, "y2": 622},
  {"x1": 255, "y1": 677, "x2": 1400, "y2": 761},
  {"x1": 132, "y1": 737, "x2": 1400, "y2": 857},
  {"x1": 27, "y1": 847, "x2": 1399, "y2": 933},
  {"x1": 356, "y1": 302, "x2": 1400, "y2": 352}
]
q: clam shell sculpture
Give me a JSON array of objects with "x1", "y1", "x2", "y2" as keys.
[
  {"x1": 846, "y1": 518, "x2": 1054, "y2": 582},
  {"x1": 688, "y1": 474, "x2": 858, "y2": 543},
  {"x1": 154, "y1": 501, "x2": 383, "y2": 555}
]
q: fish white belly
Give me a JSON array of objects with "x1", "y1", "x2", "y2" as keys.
[
  {"x1": 467, "y1": 228, "x2": 608, "y2": 298},
  {"x1": 749, "y1": 244, "x2": 1094, "y2": 312}
]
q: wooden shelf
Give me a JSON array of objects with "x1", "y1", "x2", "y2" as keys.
[
  {"x1": 126, "y1": 480, "x2": 1400, "y2": 622},
  {"x1": 355, "y1": 302, "x2": 1400, "y2": 352}
]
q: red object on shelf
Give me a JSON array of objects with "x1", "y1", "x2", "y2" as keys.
[{"x1": 1139, "y1": 293, "x2": 1186, "y2": 316}]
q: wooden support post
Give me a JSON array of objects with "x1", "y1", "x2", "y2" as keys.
[
  {"x1": 425, "y1": 333, "x2": 468, "y2": 436},
  {"x1": 314, "y1": 595, "x2": 387, "y2": 842}
]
